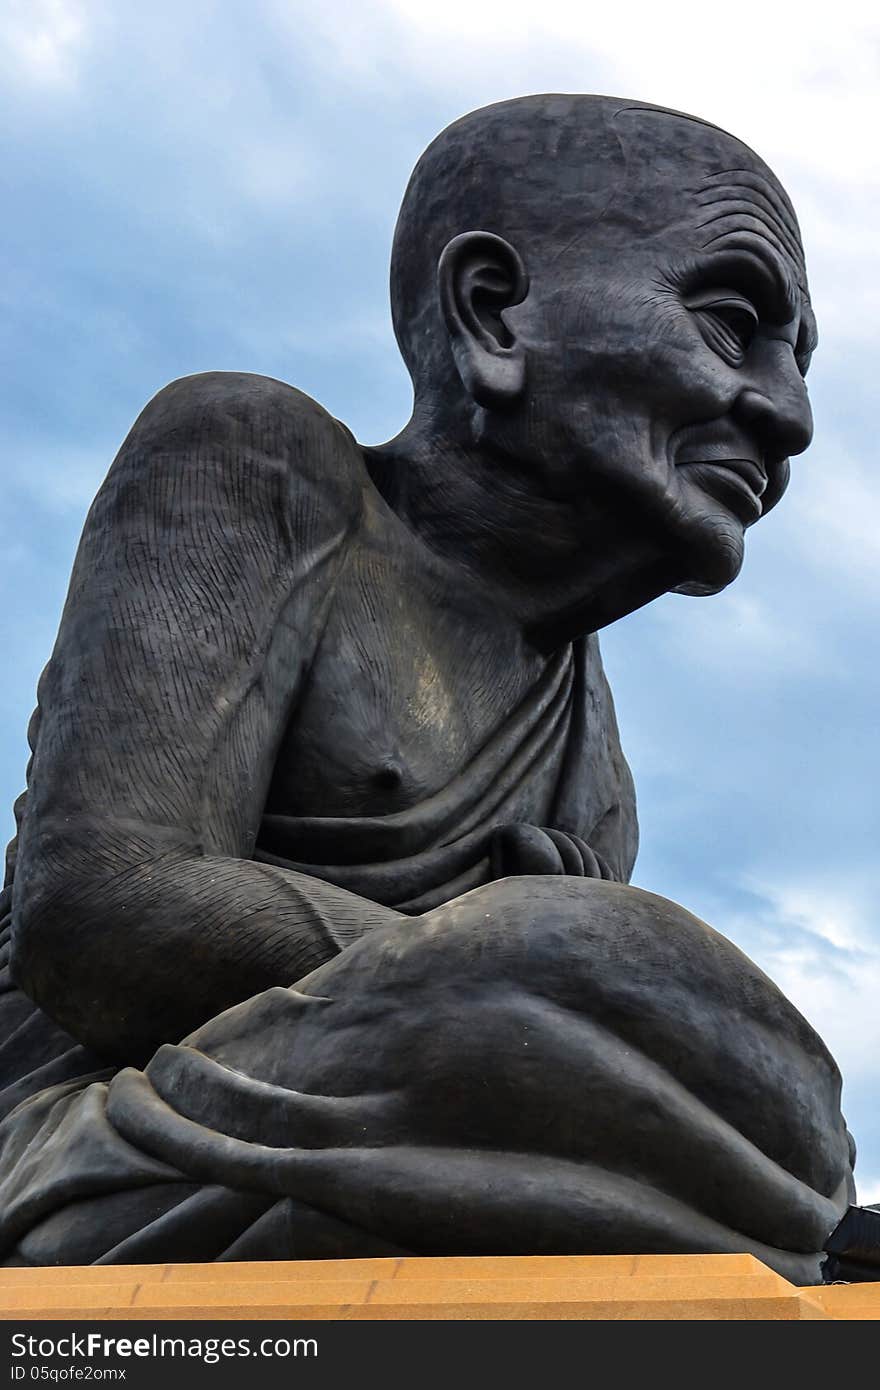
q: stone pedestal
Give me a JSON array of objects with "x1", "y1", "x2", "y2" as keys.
[{"x1": 1, "y1": 1253, "x2": 877, "y2": 1320}]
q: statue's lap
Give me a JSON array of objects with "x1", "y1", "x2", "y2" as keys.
[{"x1": 0, "y1": 877, "x2": 851, "y2": 1278}]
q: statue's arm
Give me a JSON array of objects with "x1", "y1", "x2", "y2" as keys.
[{"x1": 10, "y1": 372, "x2": 399, "y2": 1064}]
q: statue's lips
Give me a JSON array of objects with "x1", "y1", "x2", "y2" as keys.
[{"x1": 676, "y1": 456, "x2": 768, "y2": 524}]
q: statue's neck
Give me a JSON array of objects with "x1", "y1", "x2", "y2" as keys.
[{"x1": 362, "y1": 421, "x2": 681, "y2": 651}]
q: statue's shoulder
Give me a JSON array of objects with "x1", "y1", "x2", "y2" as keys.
[{"x1": 126, "y1": 371, "x2": 366, "y2": 503}]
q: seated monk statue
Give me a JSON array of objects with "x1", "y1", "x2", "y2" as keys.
[{"x1": 0, "y1": 94, "x2": 857, "y2": 1281}]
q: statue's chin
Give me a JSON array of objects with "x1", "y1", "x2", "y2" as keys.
[
  {"x1": 670, "y1": 527, "x2": 745, "y2": 598},
  {"x1": 672, "y1": 577, "x2": 728, "y2": 597}
]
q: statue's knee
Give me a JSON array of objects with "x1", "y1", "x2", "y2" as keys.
[
  {"x1": 300, "y1": 875, "x2": 667, "y2": 1003},
  {"x1": 428, "y1": 874, "x2": 691, "y2": 956}
]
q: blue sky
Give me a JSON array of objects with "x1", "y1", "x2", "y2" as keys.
[{"x1": 2, "y1": 0, "x2": 878, "y2": 1197}]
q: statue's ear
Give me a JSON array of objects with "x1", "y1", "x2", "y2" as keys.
[{"x1": 438, "y1": 231, "x2": 529, "y2": 408}]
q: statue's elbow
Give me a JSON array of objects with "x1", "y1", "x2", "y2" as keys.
[
  {"x1": 8, "y1": 878, "x2": 63, "y2": 1009},
  {"x1": 9, "y1": 871, "x2": 123, "y2": 1059}
]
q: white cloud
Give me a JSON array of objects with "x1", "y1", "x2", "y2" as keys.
[
  {"x1": 721, "y1": 872, "x2": 880, "y2": 1085},
  {"x1": 1, "y1": 0, "x2": 89, "y2": 89},
  {"x1": 285, "y1": 0, "x2": 880, "y2": 181}
]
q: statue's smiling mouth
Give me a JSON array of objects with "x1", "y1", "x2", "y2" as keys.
[
  {"x1": 677, "y1": 458, "x2": 766, "y2": 523},
  {"x1": 672, "y1": 427, "x2": 769, "y2": 525}
]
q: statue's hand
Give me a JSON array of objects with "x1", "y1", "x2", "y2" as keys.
[{"x1": 490, "y1": 824, "x2": 612, "y2": 879}]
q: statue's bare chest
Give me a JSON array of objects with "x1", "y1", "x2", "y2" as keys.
[{"x1": 264, "y1": 548, "x2": 540, "y2": 820}]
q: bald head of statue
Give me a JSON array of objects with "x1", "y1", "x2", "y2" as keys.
[{"x1": 386, "y1": 95, "x2": 817, "y2": 600}]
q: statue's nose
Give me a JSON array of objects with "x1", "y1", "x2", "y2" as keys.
[{"x1": 734, "y1": 340, "x2": 814, "y2": 460}]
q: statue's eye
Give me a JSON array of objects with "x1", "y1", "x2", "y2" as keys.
[{"x1": 687, "y1": 291, "x2": 759, "y2": 367}]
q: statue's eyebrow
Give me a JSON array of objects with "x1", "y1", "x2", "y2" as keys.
[{"x1": 690, "y1": 240, "x2": 801, "y2": 325}]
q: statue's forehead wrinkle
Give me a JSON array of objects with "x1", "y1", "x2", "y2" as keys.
[
  {"x1": 697, "y1": 202, "x2": 803, "y2": 268},
  {"x1": 701, "y1": 202, "x2": 804, "y2": 264},
  {"x1": 701, "y1": 167, "x2": 800, "y2": 234},
  {"x1": 695, "y1": 170, "x2": 804, "y2": 270},
  {"x1": 610, "y1": 106, "x2": 804, "y2": 266}
]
